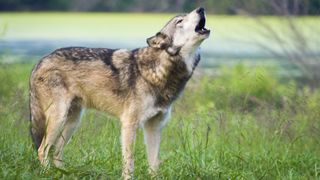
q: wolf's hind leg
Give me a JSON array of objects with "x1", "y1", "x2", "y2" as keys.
[
  {"x1": 37, "y1": 95, "x2": 72, "y2": 167},
  {"x1": 53, "y1": 99, "x2": 82, "y2": 167}
]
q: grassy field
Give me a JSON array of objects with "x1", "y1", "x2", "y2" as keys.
[
  {"x1": 0, "y1": 62, "x2": 319, "y2": 179},
  {"x1": 0, "y1": 13, "x2": 319, "y2": 179}
]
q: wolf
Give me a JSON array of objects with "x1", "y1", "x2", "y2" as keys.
[{"x1": 29, "y1": 7, "x2": 210, "y2": 178}]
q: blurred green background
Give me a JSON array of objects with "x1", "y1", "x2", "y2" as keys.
[{"x1": 0, "y1": 0, "x2": 319, "y2": 179}]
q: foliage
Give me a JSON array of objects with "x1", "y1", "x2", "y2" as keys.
[
  {"x1": 0, "y1": 0, "x2": 319, "y2": 15},
  {"x1": 0, "y1": 63, "x2": 319, "y2": 179},
  {"x1": 194, "y1": 64, "x2": 283, "y2": 111},
  {"x1": 239, "y1": 0, "x2": 320, "y2": 88},
  {"x1": 0, "y1": 0, "x2": 71, "y2": 11}
]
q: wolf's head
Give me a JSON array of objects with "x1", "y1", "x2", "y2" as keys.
[{"x1": 147, "y1": 7, "x2": 210, "y2": 56}]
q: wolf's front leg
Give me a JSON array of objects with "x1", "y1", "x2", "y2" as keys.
[
  {"x1": 143, "y1": 117, "x2": 162, "y2": 172},
  {"x1": 120, "y1": 119, "x2": 138, "y2": 179},
  {"x1": 143, "y1": 109, "x2": 171, "y2": 174}
]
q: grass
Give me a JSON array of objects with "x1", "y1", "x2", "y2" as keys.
[{"x1": 0, "y1": 63, "x2": 319, "y2": 179}]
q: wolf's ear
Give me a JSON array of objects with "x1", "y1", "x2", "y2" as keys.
[
  {"x1": 147, "y1": 32, "x2": 181, "y2": 56},
  {"x1": 147, "y1": 32, "x2": 171, "y2": 49}
]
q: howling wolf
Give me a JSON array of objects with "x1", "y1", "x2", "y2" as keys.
[{"x1": 29, "y1": 7, "x2": 210, "y2": 178}]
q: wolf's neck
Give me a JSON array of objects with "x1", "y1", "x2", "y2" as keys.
[
  {"x1": 179, "y1": 45, "x2": 201, "y2": 74},
  {"x1": 136, "y1": 48, "x2": 178, "y2": 86},
  {"x1": 135, "y1": 48, "x2": 192, "y2": 106},
  {"x1": 153, "y1": 54, "x2": 190, "y2": 107}
]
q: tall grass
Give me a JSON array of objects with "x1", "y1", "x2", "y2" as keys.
[{"x1": 0, "y1": 63, "x2": 319, "y2": 179}]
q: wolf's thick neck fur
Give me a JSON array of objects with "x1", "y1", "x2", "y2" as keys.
[{"x1": 134, "y1": 47, "x2": 200, "y2": 106}]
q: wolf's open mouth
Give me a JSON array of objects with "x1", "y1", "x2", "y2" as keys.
[{"x1": 195, "y1": 11, "x2": 210, "y2": 35}]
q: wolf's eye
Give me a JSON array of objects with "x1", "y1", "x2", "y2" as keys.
[{"x1": 176, "y1": 19, "x2": 183, "y2": 24}]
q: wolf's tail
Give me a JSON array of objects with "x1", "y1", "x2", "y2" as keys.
[{"x1": 29, "y1": 84, "x2": 45, "y2": 150}]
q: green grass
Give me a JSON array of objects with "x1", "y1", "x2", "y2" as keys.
[{"x1": 0, "y1": 63, "x2": 319, "y2": 179}]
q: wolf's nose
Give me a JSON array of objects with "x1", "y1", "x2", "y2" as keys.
[{"x1": 197, "y1": 7, "x2": 205, "y2": 14}]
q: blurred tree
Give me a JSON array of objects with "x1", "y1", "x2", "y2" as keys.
[
  {"x1": 0, "y1": 0, "x2": 319, "y2": 14},
  {"x1": 242, "y1": 0, "x2": 320, "y2": 87},
  {"x1": 0, "y1": 0, "x2": 71, "y2": 11}
]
